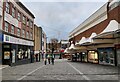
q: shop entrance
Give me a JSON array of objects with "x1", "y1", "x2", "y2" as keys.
[
  {"x1": 81, "y1": 52, "x2": 87, "y2": 62},
  {"x1": 2, "y1": 43, "x2": 11, "y2": 65}
]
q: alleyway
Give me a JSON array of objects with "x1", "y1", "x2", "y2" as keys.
[{"x1": 2, "y1": 59, "x2": 118, "y2": 81}]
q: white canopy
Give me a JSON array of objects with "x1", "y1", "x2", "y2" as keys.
[
  {"x1": 79, "y1": 37, "x2": 87, "y2": 45},
  {"x1": 86, "y1": 32, "x2": 97, "y2": 43},
  {"x1": 101, "y1": 20, "x2": 119, "y2": 34},
  {"x1": 77, "y1": 33, "x2": 97, "y2": 45},
  {"x1": 69, "y1": 43, "x2": 75, "y2": 50}
]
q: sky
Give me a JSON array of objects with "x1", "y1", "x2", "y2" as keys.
[{"x1": 20, "y1": 0, "x2": 108, "y2": 42}]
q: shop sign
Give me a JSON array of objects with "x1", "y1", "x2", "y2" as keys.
[
  {"x1": 0, "y1": 33, "x2": 3, "y2": 42},
  {"x1": 3, "y1": 34, "x2": 34, "y2": 46}
]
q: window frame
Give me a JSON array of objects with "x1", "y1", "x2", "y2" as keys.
[
  {"x1": 26, "y1": 31, "x2": 29, "y2": 39},
  {"x1": 5, "y1": 2, "x2": 10, "y2": 13},
  {"x1": 11, "y1": 25, "x2": 15, "y2": 34},
  {"x1": 18, "y1": 11, "x2": 21, "y2": 21},
  {"x1": 4, "y1": 22, "x2": 9, "y2": 32},
  {"x1": 22, "y1": 29, "x2": 25, "y2": 38},
  {"x1": 30, "y1": 32, "x2": 33, "y2": 39},
  {"x1": 23, "y1": 15, "x2": 26, "y2": 24},
  {"x1": 12, "y1": 7, "x2": 15, "y2": 18},
  {"x1": 17, "y1": 28, "x2": 21, "y2": 36}
]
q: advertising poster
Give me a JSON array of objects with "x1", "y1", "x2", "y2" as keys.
[{"x1": 4, "y1": 51, "x2": 10, "y2": 59}]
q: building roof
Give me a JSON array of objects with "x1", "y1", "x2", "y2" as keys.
[
  {"x1": 69, "y1": 3, "x2": 108, "y2": 39},
  {"x1": 16, "y1": 0, "x2": 35, "y2": 18}
]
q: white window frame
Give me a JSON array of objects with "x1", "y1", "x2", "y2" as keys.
[{"x1": 5, "y1": 22, "x2": 9, "y2": 32}]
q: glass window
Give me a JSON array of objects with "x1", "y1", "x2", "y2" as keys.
[
  {"x1": 18, "y1": 12, "x2": 21, "y2": 21},
  {"x1": 5, "y1": 22, "x2": 9, "y2": 32},
  {"x1": 6, "y1": 2, "x2": 10, "y2": 13},
  {"x1": 30, "y1": 21, "x2": 33, "y2": 28},
  {"x1": 23, "y1": 16, "x2": 26, "y2": 24},
  {"x1": 42, "y1": 33, "x2": 44, "y2": 38},
  {"x1": 17, "y1": 28, "x2": 20, "y2": 36},
  {"x1": 11, "y1": 25, "x2": 15, "y2": 34},
  {"x1": 27, "y1": 19, "x2": 30, "y2": 26},
  {"x1": 30, "y1": 32, "x2": 33, "y2": 39},
  {"x1": 12, "y1": 7, "x2": 15, "y2": 17},
  {"x1": 26, "y1": 31, "x2": 29, "y2": 39},
  {"x1": 22, "y1": 29, "x2": 25, "y2": 38},
  {"x1": 42, "y1": 41, "x2": 44, "y2": 46}
]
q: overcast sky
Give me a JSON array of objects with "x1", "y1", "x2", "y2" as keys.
[{"x1": 20, "y1": 0, "x2": 108, "y2": 41}]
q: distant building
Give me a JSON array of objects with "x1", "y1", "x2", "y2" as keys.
[
  {"x1": 60, "y1": 40, "x2": 69, "y2": 49},
  {"x1": 2, "y1": 0, "x2": 35, "y2": 66},
  {"x1": 42, "y1": 30, "x2": 47, "y2": 53},
  {"x1": 34, "y1": 25, "x2": 42, "y2": 62},
  {"x1": 34, "y1": 25, "x2": 42, "y2": 54}
]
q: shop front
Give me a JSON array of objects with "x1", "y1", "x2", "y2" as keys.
[
  {"x1": 81, "y1": 52, "x2": 87, "y2": 62},
  {"x1": 98, "y1": 47, "x2": 116, "y2": 66},
  {"x1": 115, "y1": 44, "x2": 120, "y2": 66},
  {"x1": 2, "y1": 34, "x2": 34, "y2": 66},
  {"x1": 88, "y1": 50, "x2": 98, "y2": 63}
]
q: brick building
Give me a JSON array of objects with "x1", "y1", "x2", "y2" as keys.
[
  {"x1": 1, "y1": 0, "x2": 35, "y2": 66},
  {"x1": 69, "y1": 0, "x2": 120, "y2": 66}
]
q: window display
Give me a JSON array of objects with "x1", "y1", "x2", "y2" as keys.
[
  {"x1": 88, "y1": 51, "x2": 98, "y2": 63},
  {"x1": 17, "y1": 48, "x2": 31, "y2": 60},
  {"x1": 4, "y1": 51, "x2": 10, "y2": 59},
  {"x1": 98, "y1": 48, "x2": 115, "y2": 65}
]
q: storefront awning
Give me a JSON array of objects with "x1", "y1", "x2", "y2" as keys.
[
  {"x1": 93, "y1": 20, "x2": 119, "y2": 39},
  {"x1": 77, "y1": 33, "x2": 97, "y2": 46},
  {"x1": 78, "y1": 37, "x2": 87, "y2": 45},
  {"x1": 69, "y1": 43, "x2": 75, "y2": 50}
]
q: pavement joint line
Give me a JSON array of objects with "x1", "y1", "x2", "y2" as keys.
[
  {"x1": 67, "y1": 62, "x2": 90, "y2": 80},
  {"x1": 17, "y1": 65, "x2": 45, "y2": 80}
]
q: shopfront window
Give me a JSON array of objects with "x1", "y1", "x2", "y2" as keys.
[
  {"x1": 81, "y1": 52, "x2": 87, "y2": 62},
  {"x1": 88, "y1": 51, "x2": 98, "y2": 63},
  {"x1": 98, "y1": 48, "x2": 115, "y2": 65},
  {"x1": 17, "y1": 47, "x2": 31, "y2": 60}
]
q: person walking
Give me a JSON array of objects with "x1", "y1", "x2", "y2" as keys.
[
  {"x1": 47, "y1": 54, "x2": 51, "y2": 64},
  {"x1": 44, "y1": 52, "x2": 47, "y2": 65},
  {"x1": 51, "y1": 54, "x2": 55, "y2": 65}
]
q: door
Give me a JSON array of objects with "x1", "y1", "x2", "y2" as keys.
[{"x1": 2, "y1": 44, "x2": 11, "y2": 65}]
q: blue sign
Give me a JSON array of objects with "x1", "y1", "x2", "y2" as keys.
[{"x1": 0, "y1": 32, "x2": 3, "y2": 42}]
